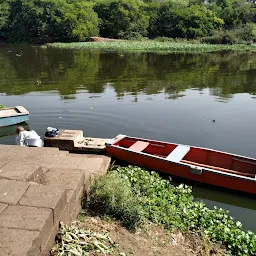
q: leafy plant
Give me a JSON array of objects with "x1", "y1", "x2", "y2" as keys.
[
  {"x1": 88, "y1": 166, "x2": 256, "y2": 256},
  {"x1": 47, "y1": 40, "x2": 256, "y2": 53},
  {"x1": 88, "y1": 171, "x2": 141, "y2": 230}
]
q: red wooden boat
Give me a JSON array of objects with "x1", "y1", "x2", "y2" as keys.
[{"x1": 106, "y1": 135, "x2": 256, "y2": 195}]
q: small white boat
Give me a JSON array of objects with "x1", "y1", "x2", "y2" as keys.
[{"x1": 0, "y1": 106, "x2": 29, "y2": 127}]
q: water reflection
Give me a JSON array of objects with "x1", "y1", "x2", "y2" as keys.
[
  {"x1": 1, "y1": 45, "x2": 256, "y2": 100},
  {"x1": 0, "y1": 122, "x2": 29, "y2": 138}
]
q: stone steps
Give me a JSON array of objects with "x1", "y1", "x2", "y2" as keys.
[{"x1": 0, "y1": 145, "x2": 111, "y2": 256}]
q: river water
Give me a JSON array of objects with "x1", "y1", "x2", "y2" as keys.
[{"x1": 0, "y1": 44, "x2": 255, "y2": 231}]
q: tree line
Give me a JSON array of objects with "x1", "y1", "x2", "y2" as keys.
[{"x1": 0, "y1": 0, "x2": 256, "y2": 43}]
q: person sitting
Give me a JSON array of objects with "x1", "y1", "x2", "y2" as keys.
[{"x1": 16, "y1": 126, "x2": 43, "y2": 147}]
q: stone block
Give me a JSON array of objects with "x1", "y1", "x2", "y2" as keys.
[
  {"x1": 66, "y1": 189, "x2": 77, "y2": 214},
  {"x1": 0, "y1": 205, "x2": 53, "y2": 250},
  {"x1": 70, "y1": 203, "x2": 82, "y2": 221},
  {"x1": 0, "y1": 161, "x2": 42, "y2": 181},
  {"x1": 19, "y1": 185, "x2": 67, "y2": 225},
  {"x1": 100, "y1": 156, "x2": 111, "y2": 174},
  {"x1": 74, "y1": 137, "x2": 110, "y2": 153},
  {"x1": 57, "y1": 154, "x2": 83, "y2": 169},
  {"x1": 84, "y1": 170, "x2": 92, "y2": 193},
  {"x1": 39, "y1": 155, "x2": 66, "y2": 169},
  {"x1": 39, "y1": 221, "x2": 60, "y2": 256},
  {"x1": 44, "y1": 130, "x2": 83, "y2": 150},
  {"x1": 77, "y1": 156, "x2": 104, "y2": 171},
  {"x1": 0, "y1": 203, "x2": 7, "y2": 214},
  {"x1": 59, "y1": 204, "x2": 70, "y2": 225},
  {"x1": 0, "y1": 160, "x2": 7, "y2": 168},
  {"x1": 0, "y1": 179, "x2": 29, "y2": 205},
  {"x1": 44, "y1": 168, "x2": 85, "y2": 195},
  {"x1": 0, "y1": 144, "x2": 17, "y2": 150},
  {"x1": 66, "y1": 188, "x2": 83, "y2": 221},
  {"x1": 0, "y1": 145, "x2": 16, "y2": 155},
  {"x1": 0, "y1": 151, "x2": 17, "y2": 162},
  {"x1": 77, "y1": 185, "x2": 85, "y2": 202},
  {"x1": 0, "y1": 148, "x2": 36, "y2": 162},
  {"x1": 16, "y1": 147, "x2": 60, "y2": 155},
  {"x1": 0, "y1": 228, "x2": 40, "y2": 256}
]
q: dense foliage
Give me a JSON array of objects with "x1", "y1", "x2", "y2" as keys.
[
  {"x1": 0, "y1": 0, "x2": 99, "y2": 42},
  {"x1": 1, "y1": 0, "x2": 256, "y2": 43},
  {"x1": 88, "y1": 166, "x2": 256, "y2": 256}
]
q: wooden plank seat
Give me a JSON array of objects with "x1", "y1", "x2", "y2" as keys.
[
  {"x1": 166, "y1": 145, "x2": 190, "y2": 162},
  {"x1": 129, "y1": 141, "x2": 149, "y2": 152},
  {"x1": 181, "y1": 159, "x2": 255, "y2": 178}
]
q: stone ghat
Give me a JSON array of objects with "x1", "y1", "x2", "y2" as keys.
[
  {"x1": 44, "y1": 129, "x2": 110, "y2": 153},
  {"x1": 0, "y1": 145, "x2": 110, "y2": 256}
]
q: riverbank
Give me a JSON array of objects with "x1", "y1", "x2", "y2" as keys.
[
  {"x1": 82, "y1": 166, "x2": 256, "y2": 256},
  {"x1": 46, "y1": 40, "x2": 256, "y2": 53},
  {"x1": 52, "y1": 216, "x2": 227, "y2": 256}
]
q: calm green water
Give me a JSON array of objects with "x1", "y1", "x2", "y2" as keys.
[{"x1": 0, "y1": 44, "x2": 255, "y2": 231}]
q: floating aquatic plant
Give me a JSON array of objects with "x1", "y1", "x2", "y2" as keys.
[{"x1": 46, "y1": 41, "x2": 256, "y2": 53}]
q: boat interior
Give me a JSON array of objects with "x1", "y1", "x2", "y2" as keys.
[
  {"x1": 0, "y1": 108, "x2": 19, "y2": 118},
  {"x1": 113, "y1": 137, "x2": 256, "y2": 178},
  {"x1": 0, "y1": 106, "x2": 27, "y2": 118}
]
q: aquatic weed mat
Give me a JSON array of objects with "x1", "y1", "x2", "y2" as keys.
[{"x1": 46, "y1": 41, "x2": 256, "y2": 53}]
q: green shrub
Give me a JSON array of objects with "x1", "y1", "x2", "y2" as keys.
[
  {"x1": 88, "y1": 172, "x2": 141, "y2": 230},
  {"x1": 111, "y1": 166, "x2": 256, "y2": 256},
  {"x1": 202, "y1": 25, "x2": 256, "y2": 45}
]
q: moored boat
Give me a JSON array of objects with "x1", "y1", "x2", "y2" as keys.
[
  {"x1": 0, "y1": 106, "x2": 29, "y2": 127},
  {"x1": 106, "y1": 135, "x2": 256, "y2": 195}
]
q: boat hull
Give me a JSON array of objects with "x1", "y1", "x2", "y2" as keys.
[
  {"x1": 106, "y1": 136, "x2": 256, "y2": 195},
  {"x1": 0, "y1": 106, "x2": 29, "y2": 127},
  {"x1": 0, "y1": 115, "x2": 29, "y2": 127}
]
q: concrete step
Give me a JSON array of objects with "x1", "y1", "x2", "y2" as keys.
[
  {"x1": 0, "y1": 161, "x2": 42, "y2": 182},
  {"x1": 0, "y1": 205, "x2": 53, "y2": 255},
  {"x1": 0, "y1": 144, "x2": 111, "y2": 256},
  {"x1": 0, "y1": 146, "x2": 63, "y2": 163},
  {"x1": 0, "y1": 228, "x2": 40, "y2": 256},
  {"x1": 0, "y1": 179, "x2": 67, "y2": 256},
  {"x1": 29, "y1": 167, "x2": 86, "y2": 255},
  {"x1": 42, "y1": 167, "x2": 85, "y2": 222}
]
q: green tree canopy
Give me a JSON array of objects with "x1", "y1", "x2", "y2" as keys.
[
  {"x1": 1, "y1": 0, "x2": 99, "y2": 42},
  {"x1": 0, "y1": 0, "x2": 256, "y2": 43},
  {"x1": 209, "y1": 0, "x2": 254, "y2": 27},
  {"x1": 153, "y1": 4, "x2": 224, "y2": 38},
  {"x1": 94, "y1": 0, "x2": 149, "y2": 39}
]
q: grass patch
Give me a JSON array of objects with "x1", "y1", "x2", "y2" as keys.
[
  {"x1": 88, "y1": 166, "x2": 256, "y2": 256},
  {"x1": 46, "y1": 40, "x2": 256, "y2": 53},
  {"x1": 87, "y1": 172, "x2": 141, "y2": 231}
]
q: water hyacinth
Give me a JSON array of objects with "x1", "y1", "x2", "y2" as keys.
[
  {"x1": 89, "y1": 166, "x2": 256, "y2": 256},
  {"x1": 46, "y1": 41, "x2": 256, "y2": 53}
]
